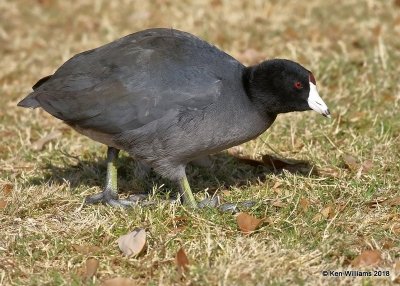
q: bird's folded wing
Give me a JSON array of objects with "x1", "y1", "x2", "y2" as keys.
[{"x1": 30, "y1": 28, "x2": 239, "y2": 134}]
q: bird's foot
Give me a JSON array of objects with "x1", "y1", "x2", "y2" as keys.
[{"x1": 84, "y1": 188, "x2": 144, "y2": 207}]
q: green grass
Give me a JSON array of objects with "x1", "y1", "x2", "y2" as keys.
[{"x1": 1, "y1": 0, "x2": 400, "y2": 285}]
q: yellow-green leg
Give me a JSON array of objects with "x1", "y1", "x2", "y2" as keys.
[
  {"x1": 178, "y1": 176, "x2": 197, "y2": 208},
  {"x1": 105, "y1": 148, "x2": 118, "y2": 193},
  {"x1": 85, "y1": 147, "x2": 198, "y2": 208},
  {"x1": 85, "y1": 147, "x2": 134, "y2": 207}
]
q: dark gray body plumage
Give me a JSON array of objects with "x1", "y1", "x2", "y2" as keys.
[{"x1": 20, "y1": 28, "x2": 275, "y2": 180}]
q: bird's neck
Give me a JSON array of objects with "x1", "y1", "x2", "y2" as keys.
[{"x1": 242, "y1": 66, "x2": 279, "y2": 119}]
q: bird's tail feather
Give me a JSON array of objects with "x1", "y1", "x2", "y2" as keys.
[{"x1": 17, "y1": 92, "x2": 40, "y2": 108}]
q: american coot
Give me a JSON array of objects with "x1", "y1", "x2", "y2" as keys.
[{"x1": 18, "y1": 28, "x2": 330, "y2": 208}]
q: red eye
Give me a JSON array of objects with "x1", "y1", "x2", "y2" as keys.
[{"x1": 294, "y1": 81, "x2": 303, "y2": 89}]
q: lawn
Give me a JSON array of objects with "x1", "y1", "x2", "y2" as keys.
[{"x1": 1, "y1": 0, "x2": 400, "y2": 285}]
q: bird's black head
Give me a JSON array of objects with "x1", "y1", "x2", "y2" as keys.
[{"x1": 243, "y1": 59, "x2": 330, "y2": 117}]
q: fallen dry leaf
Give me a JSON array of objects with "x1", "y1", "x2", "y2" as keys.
[
  {"x1": 382, "y1": 196, "x2": 400, "y2": 207},
  {"x1": 2, "y1": 184, "x2": 13, "y2": 196},
  {"x1": 351, "y1": 250, "x2": 382, "y2": 267},
  {"x1": 101, "y1": 278, "x2": 137, "y2": 286},
  {"x1": 321, "y1": 206, "x2": 334, "y2": 219},
  {"x1": 0, "y1": 199, "x2": 7, "y2": 209},
  {"x1": 81, "y1": 258, "x2": 99, "y2": 281},
  {"x1": 313, "y1": 206, "x2": 334, "y2": 221},
  {"x1": 31, "y1": 130, "x2": 62, "y2": 151},
  {"x1": 361, "y1": 160, "x2": 373, "y2": 174},
  {"x1": 117, "y1": 228, "x2": 146, "y2": 257},
  {"x1": 176, "y1": 247, "x2": 189, "y2": 273},
  {"x1": 342, "y1": 154, "x2": 360, "y2": 172},
  {"x1": 236, "y1": 212, "x2": 262, "y2": 234},
  {"x1": 382, "y1": 239, "x2": 395, "y2": 249},
  {"x1": 262, "y1": 154, "x2": 313, "y2": 174},
  {"x1": 368, "y1": 196, "x2": 400, "y2": 208},
  {"x1": 299, "y1": 198, "x2": 310, "y2": 212}
]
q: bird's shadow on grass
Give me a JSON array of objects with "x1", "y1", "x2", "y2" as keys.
[{"x1": 27, "y1": 152, "x2": 318, "y2": 196}]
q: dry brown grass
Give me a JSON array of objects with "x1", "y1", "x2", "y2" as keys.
[{"x1": 1, "y1": 0, "x2": 400, "y2": 285}]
